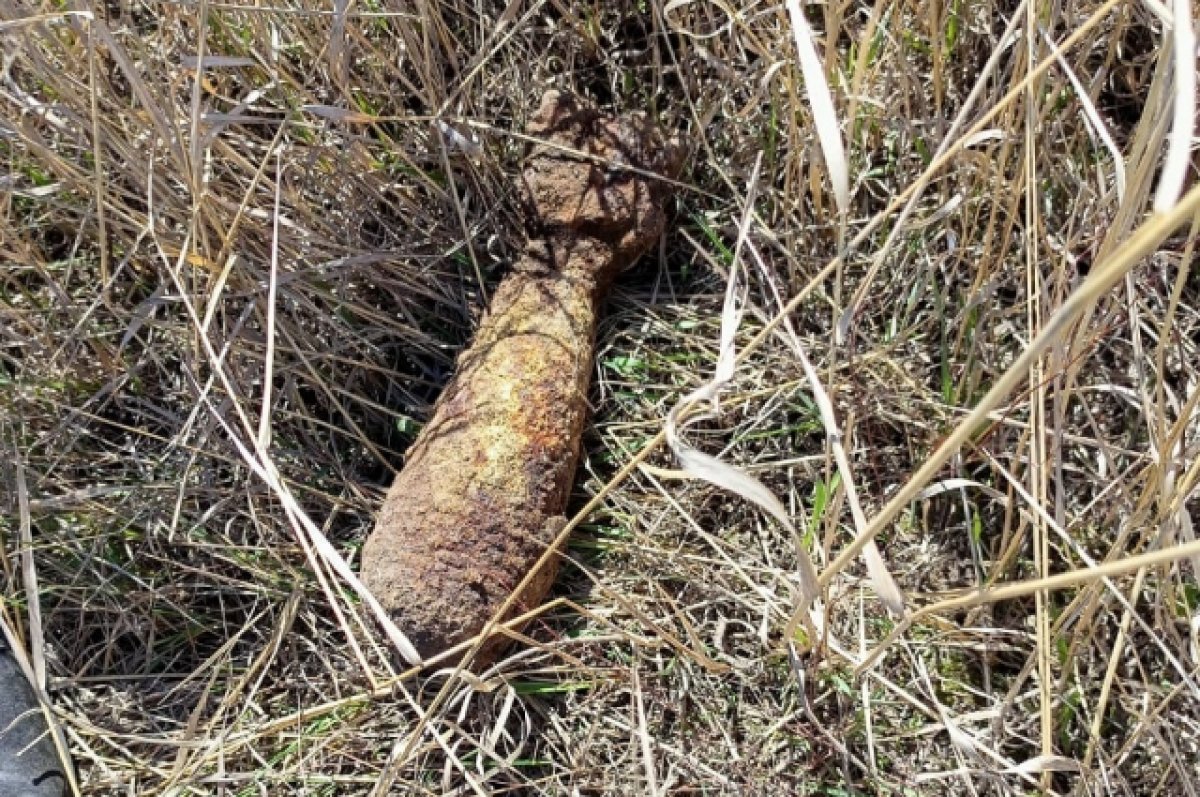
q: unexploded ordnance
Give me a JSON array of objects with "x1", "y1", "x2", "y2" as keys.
[{"x1": 361, "y1": 91, "x2": 681, "y2": 663}]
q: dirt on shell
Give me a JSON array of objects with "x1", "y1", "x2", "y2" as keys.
[{"x1": 360, "y1": 91, "x2": 681, "y2": 664}]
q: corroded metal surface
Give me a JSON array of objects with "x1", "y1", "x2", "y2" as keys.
[{"x1": 360, "y1": 91, "x2": 680, "y2": 662}]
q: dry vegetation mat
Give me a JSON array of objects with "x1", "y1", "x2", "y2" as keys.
[{"x1": 2, "y1": 0, "x2": 1199, "y2": 794}]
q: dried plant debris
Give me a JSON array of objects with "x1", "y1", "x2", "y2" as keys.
[{"x1": 360, "y1": 91, "x2": 681, "y2": 663}]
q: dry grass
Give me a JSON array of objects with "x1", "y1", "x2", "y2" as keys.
[{"x1": 2, "y1": 0, "x2": 1199, "y2": 794}]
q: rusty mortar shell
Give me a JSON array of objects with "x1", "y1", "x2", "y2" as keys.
[{"x1": 361, "y1": 91, "x2": 681, "y2": 664}]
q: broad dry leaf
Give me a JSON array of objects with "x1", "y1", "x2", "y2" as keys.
[
  {"x1": 785, "y1": 0, "x2": 849, "y2": 215},
  {"x1": 1154, "y1": 0, "x2": 1196, "y2": 212}
]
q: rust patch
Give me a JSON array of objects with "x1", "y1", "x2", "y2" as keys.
[{"x1": 360, "y1": 91, "x2": 681, "y2": 664}]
